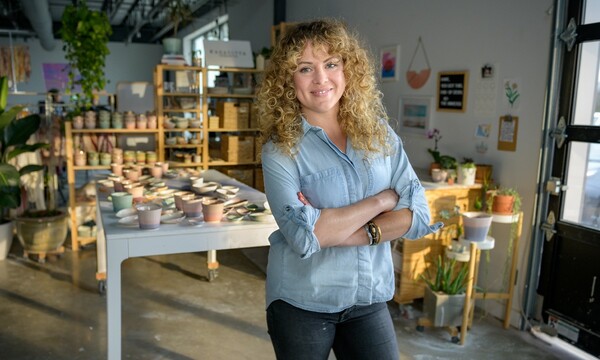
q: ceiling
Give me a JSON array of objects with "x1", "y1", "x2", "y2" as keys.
[{"x1": 0, "y1": 0, "x2": 227, "y2": 45}]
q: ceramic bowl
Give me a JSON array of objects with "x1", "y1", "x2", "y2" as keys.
[
  {"x1": 193, "y1": 182, "x2": 218, "y2": 194},
  {"x1": 221, "y1": 185, "x2": 240, "y2": 194}
]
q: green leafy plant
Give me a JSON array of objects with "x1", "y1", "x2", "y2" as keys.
[
  {"x1": 168, "y1": 0, "x2": 193, "y2": 36},
  {"x1": 60, "y1": 0, "x2": 112, "y2": 109},
  {"x1": 461, "y1": 157, "x2": 476, "y2": 169},
  {"x1": 439, "y1": 155, "x2": 457, "y2": 170},
  {"x1": 421, "y1": 255, "x2": 469, "y2": 295},
  {"x1": 0, "y1": 76, "x2": 49, "y2": 222}
]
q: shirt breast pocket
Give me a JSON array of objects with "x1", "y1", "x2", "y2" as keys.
[
  {"x1": 300, "y1": 167, "x2": 348, "y2": 208},
  {"x1": 365, "y1": 156, "x2": 392, "y2": 195}
]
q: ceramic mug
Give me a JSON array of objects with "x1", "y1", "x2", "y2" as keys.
[
  {"x1": 112, "y1": 192, "x2": 133, "y2": 213},
  {"x1": 202, "y1": 199, "x2": 225, "y2": 223},
  {"x1": 183, "y1": 198, "x2": 203, "y2": 218},
  {"x1": 174, "y1": 192, "x2": 194, "y2": 210},
  {"x1": 136, "y1": 203, "x2": 162, "y2": 230}
]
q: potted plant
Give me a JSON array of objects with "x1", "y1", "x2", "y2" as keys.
[
  {"x1": 162, "y1": 0, "x2": 193, "y2": 55},
  {"x1": 0, "y1": 76, "x2": 49, "y2": 259},
  {"x1": 427, "y1": 128, "x2": 443, "y2": 174},
  {"x1": 457, "y1": 157, "x2": 476, "y2": 186},
  {"x1": 491, "y1": 187, "x2": 522, "y2": 215},
  {"x1": 420, "y1": 254, "x2": 470, "y2": 327},
  {"x1": 60, "y1": 0, "x2": 112, "y2": 109}
]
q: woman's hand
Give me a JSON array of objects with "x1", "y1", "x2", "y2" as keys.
[{"x1": 375, "y1": 189, "x2": 399, "y2": 212}]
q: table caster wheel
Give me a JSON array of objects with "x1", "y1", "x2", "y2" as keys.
[
  {"x1": 416, "y1": 325, "x2": 425, "y2": 332},
  {"x1": 451, "y1": 336, "x2": 460, "y2": 344},
  {"x1": 98, "y1": 280, "x2": 106, "y2": 295}
]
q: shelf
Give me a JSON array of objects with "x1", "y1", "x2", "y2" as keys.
[
  {"x1": 208, "y1": 160, "x2": 260, "y2": 166},
  {"x1": 164, "y1": 128, "x2": 203, "y2": 132},
  {"x1": 169, "y1": 162, "x2": 203, "y2": 168},
  {"x1": 157, "y1": 64, "x2": 203, "y2": 71},
  {"x1": 206, "y1": 93, "x2": 256, "y2": 99},
  {"x1": 208, "y1": 128, "x2": 258, "y2": 132},
  {"x1": 73, "y1": 165, "x2": 111, "y2": 170},
  {"x1": 71, "y1": 128, "x2": 159, "y2": 134},
  {"x1": 161, "y1": 92, "x2": 200, "y2": 97},
  {"x1": 162, "y1": 109, "x2": 200, "y2": 113},
  {"x1": 206, "y1": 67, "x2": 263, "y2": 73},
  {"x1": 165, "y1": 144, "x2": 202, "y2": 149}
]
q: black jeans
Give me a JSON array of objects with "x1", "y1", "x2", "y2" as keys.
[{"x1": 266, "y1": 300, "x2": 399, "y2": 360}]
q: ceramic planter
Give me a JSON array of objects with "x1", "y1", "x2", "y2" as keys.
[
  {"x1": 423, "y1": 286, "x2": 466, "y2": 327},
  {"x1": 202, "y1": 199, "x2": 225, "y2": 222},
  {"x1": 136, "y1": 203, "x2": 162, "y2": 230},
  {"x1": 461, "y1": 211, "x2": 492, "y2": 241},
  {"x1": 457, "y1": 165, "x2": 476, "y2": 185},
  {"x1": 15, "y1": 211, "x2": 68, "y2": 254},
  {"x1": 492, "y1": 195, "x2": 515, "y2": 214},
  {"x1": 0, "y1": 221, "x2": 14, "y2": 260}
]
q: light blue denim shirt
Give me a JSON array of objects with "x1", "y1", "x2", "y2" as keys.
[{"x1": 262, "y1": 118, "x2": 442, "y2": 313}]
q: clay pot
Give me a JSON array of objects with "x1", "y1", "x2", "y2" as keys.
[
  {"x1": 136, "y1": 203, "x2": 162, "y2": 230},
  {"x1": 202, "y1": 199, "x2": 225, "y2": 223},
  {"x1": 492, "y1": 195, "x2": 515, "y2": 215}
]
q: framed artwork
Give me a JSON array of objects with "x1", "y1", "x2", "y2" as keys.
[
  {"x1": 380, "y1": 45, "x2": 400, "y2": 82},
  {"x1": 398, "y1": 96, "x2": 433, "y2": 134}
]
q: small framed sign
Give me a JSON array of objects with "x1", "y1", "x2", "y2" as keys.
[
  {"x1": 437, "y1": 71, "x2": 468, "y2": 112},
  {"x1": 203, "y1": 40, "x2": 254, "y2": 68}
]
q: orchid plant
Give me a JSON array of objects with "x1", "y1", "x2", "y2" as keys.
[{"x1": 427, "y1": 128, "x2": 442, "y2": 163}]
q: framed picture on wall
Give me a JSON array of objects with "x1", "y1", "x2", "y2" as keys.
[
  {"x1": 398, "y1": 96, "x2": 433, "y2": 134},
  {"x1": 380, "y1": 45, "x2": 400, "y2": 82}
]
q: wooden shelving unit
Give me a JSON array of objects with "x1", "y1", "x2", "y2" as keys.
[
  {"x1": 64, "y1": 122, "x2": 161, "y2": 251},
  {"x1": 154, "y1": 65, "x2": 263, "y2": 188}
]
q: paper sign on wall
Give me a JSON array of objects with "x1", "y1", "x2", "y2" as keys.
[{"x1": 203, "y1": 40, "x2": 254, "y2": 68}]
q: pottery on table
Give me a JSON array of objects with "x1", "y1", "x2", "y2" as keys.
[
  {"x1": 136, "y1": 203, "x2": 162, "y2": 230},
  {"x1": 112, "y1": 192, "x2": 133, "y2": 213},
  {"x1": 202, "y1": 199, "x2": 225, "y2": 222},
  {"x1": 183, "y1": 198, "x2": 204, "y2": 218},
  {"x1": 111, "y1": 163, "x2": 124, "y2": 176},
  {"x1": 174, "y1": 192, "x2": 195, "y2": 210}
]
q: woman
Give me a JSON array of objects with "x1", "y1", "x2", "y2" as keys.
[{"x1": 256, "y1": 19, "x2": 441, "y2": 360}]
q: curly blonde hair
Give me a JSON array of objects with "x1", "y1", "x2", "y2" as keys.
[{"x1": 256, "y1": 18, "x2": 389, "y2": 157}]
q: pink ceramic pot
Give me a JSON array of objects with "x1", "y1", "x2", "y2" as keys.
[
  {"x1": 183, "y1": 198, "x2": 203, "y2": 218},
  {"x1": 150, "y1": 166, "x2": 163, "y2": 179},
  {"x1": 124, "y1": 184, "x2": 144, "y2": 199},
  {"x1": 202, "y1": 199, "x2": 225, "y2": 222},
  {"x1": 174, "y1": 192, "x2": 194, "y2": 210},
  {"x1": 111, "y1": 163, "x2": 124, "y2": 176},
  {"x1": 136, "y1": 203, "x2": 162, "y2": 230}
]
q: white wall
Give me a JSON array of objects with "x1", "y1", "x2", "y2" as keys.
[
  {"x1": 1, "y1": 37, "x2": 163, "y2": 106},
  {"x1": 284, "y1": 0, "x2": 553, "y2": 326}
]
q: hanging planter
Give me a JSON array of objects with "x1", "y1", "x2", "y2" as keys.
[
  {"x1": 406, "y1": 37, "x2": 431, "y2": 89},
  {"x1": 60, "y1": 0, "x2": 112, "y2": 108}
]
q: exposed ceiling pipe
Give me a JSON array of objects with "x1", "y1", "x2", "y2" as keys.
[
  {"x1": 125, "y1": 0, "x2": 171, "y2": 44},
  {"x1": 19, "y1": 0, "x2": 56, "y2": 51}
]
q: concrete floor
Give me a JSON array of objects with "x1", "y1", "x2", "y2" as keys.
[{"x1": 0, "y1": 240, "x2": 584, "y2": 360}]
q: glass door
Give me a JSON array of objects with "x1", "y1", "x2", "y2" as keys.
[{"x1": 535, "y1": 1, "x2": 600, "y2": 356}]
